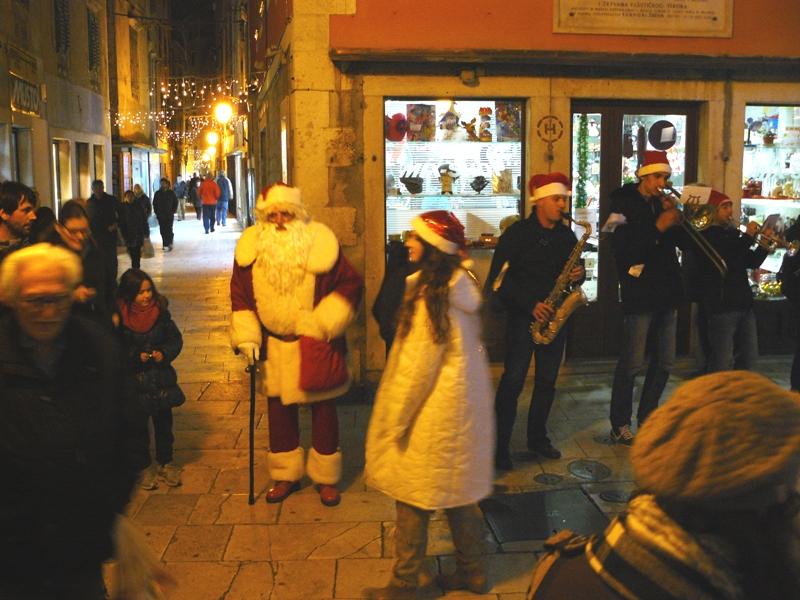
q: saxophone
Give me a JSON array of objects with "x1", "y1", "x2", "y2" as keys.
[{"x1": 530, "y1": 214, "x2": 592, "y2": 345}]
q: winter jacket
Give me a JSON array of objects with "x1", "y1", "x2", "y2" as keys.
[
  {"x1": 216, "y1": 175, "x2": 233, "y2": 204},
  {"x1": 0, "y1": 309, "x2": 148, "y2": 584},
  {"x1": 199, "y1": 179, "x2": 221, "y2": 206},
  {"x1": 118, "y1": 200, "x2": 148, "y2": 249},
  {"x1": 484, "y1": 215, "x2": 580, "y2": 316},
  {"x1": 153, "y1": 189, "x2": 178, "y2": 223},
  {"x1": 115, "y1": 302, "x2": 185, "y2": 414},
  {"x1": 609, "y1": 183, "x2": 685, "y2": 313},
  {"x1": 365, "y1": 268, "x2": 495, "y2": 510},
  {"x1": 697, "y1": 225, "x2": 768, "y2": 314},
  {"x1": 87, "y1": 192, "x2": 119, "y2": 249},
  {"x1": 371, "y1": 241, "x2": 419, "y2": 350}
]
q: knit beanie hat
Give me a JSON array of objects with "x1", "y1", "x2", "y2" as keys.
[
  {"x1": 707, "y1": 189, "x2": 732, "y2": 207},
  {"x1": 631, "y1": 371, "x2": 800, "y2": 508},
  {"x1": 411, "y1": 210, "x2": 466, "y2": 255},
  {"x1": 528, "y1": 172, "x2": 571, "y2": 203},
  {"x1": 637, "y1": 150, "x2": 672, "y2": 177},
  {"x1": 254, "y1": 183, "x2": 309, "y2": 223}
]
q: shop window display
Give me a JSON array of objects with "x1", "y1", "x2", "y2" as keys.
[{"x1": 384, "y1": 98, "x2": 524, "y2": 246}]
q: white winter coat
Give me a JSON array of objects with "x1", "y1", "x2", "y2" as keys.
[{"x1": 365, "y1": 268, "x2": 495, "y2": 510}]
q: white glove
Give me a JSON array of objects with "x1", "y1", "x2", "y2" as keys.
[{"x1": 237, "y1": 343, "x2": 259, "y2": 365}]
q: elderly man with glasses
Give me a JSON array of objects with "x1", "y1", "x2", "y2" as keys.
[{"x1": 0, "y1": 243, "x2": 148, "y2": 599}]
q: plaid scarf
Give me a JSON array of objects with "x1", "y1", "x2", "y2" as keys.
[{"x1": 585, "y1": 494, "x2": 743, "y2": 600}]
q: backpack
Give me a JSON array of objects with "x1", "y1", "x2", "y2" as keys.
[{"x1": 526, "y1": 530, "x2": 589, "y2": 599}]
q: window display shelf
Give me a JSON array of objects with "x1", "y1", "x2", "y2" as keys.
[{"x1": 742, "y1": 198, "x2": 800, "y2": 206}]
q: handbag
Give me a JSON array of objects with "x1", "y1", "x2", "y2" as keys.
[{"x1": 142, "y1": 237, "x2": 155, "y2": 259}]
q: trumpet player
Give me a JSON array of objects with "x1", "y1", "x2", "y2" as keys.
[
  {"x1": 605, "y1": 150, "x2": 685, "y2": 446},
  {"x1": 485, "y1": 172, "x2": 584, "y2": 471},
  {"x1": 696, "y1": 190, "x2": 770, "y2": 372}
]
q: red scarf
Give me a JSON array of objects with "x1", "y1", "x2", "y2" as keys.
[{"x1": 117, "y1": 299, "x2": 160, "y2": 333}]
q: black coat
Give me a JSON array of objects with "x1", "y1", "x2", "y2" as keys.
[
  {"x1": 697, "y1": 225, "x2": 768, "y2": 313},
  {"x1": 485, "y1": 215, "x2": 579, "y2": 316},
  {"x1": 116, "y1": 303, "x2": 185, "y2": 414},
  {"x1": 153, "y1": 189, "x2": 178, "y2": 223},
  {"x1": 0, "y1": 310, "x2": 148, "y2": 583},
  {"x1": 87, "y1": 192, "x2": 119, "y2": 249},
  {"x1": 118, "y1": 201, "x2": 148, "y2": 249},
  {"x1": 371, "y1": 242, "x2": 419, "y2": 350},
  {"x1": 609, "y1": 183, "x2": 686, "y2": 313}
]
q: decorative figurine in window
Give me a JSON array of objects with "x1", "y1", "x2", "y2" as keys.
[
  {"x1": 470, "y1": 175, "x2": 489, "y2": 194},
  {"x1": 438, "y1": 164, "x2": 459, "y2": 195},
  {"x1": 438, "y1": 101, "x2": 461, "y2": 141},
  {"x1": 399, "y1": 171, "x2": 424, "y2": 195},
  {"x1": 479, "y1": 107, "x2": 493, "y2": 142},
  {"x1": 461, "y1": 118, "x2": 479, "y2": 141}
]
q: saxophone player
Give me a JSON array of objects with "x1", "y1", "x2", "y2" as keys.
[
  {"x1": 605, "y1": 150, "x2": 685, "y2": 447},
  {"x1": 696, "y1": 190, "x2": 770, "y2": 372},
  {"x1": 485, "y1": 172, "x2": 584, "y2": 471}
]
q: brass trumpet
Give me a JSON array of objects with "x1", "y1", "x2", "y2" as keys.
[
  {"x1": 741, "y1": 225, "x2": 800, "y2": 257},
  {"x1": 659, "y1": 185, "x2": 728, "y2": 276}
]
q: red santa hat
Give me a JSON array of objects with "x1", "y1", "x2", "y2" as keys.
[
  {"x1": 254, "y1": 183, "x2": 309, "y2": 222},
  {"x1": 411, "y1": 210, "x2": 466, "y2": 255},
  {"x1": 708, "y1": 189, "x2": 732, "y2": 207},
  {"x1": 528, "y1": 172, "x2": 571, "y2": 203},
  {"x1": 637, "y1": 150, "x2": 672, "y2": 177}
]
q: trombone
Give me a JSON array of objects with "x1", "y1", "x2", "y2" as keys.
[{"x1": 659, "y1": 185, "x2": 728, "y2": 276}]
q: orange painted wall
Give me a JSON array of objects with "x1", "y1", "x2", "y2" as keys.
[{"x1": 330, "y1": 0, "x2": 800, "y2": 58}]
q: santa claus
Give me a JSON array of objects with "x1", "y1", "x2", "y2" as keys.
[{"x1": 230, "y1": 183, "x2": 363, "y2": 506}]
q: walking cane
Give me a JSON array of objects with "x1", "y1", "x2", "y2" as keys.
[{"x1": 246, "y1": 359, "x2": 257, "y2": 505}]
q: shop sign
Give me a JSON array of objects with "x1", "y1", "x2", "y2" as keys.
[
  {"x1": 10, "y1": 73, "x2": 41, "y2": 116},
  {"x1": 554, "y1": 0, "x2": 733, "y2": 38}
]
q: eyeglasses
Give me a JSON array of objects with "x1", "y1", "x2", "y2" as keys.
[
  {"x1": 266, "y1": 210, "x2": 295, "y2": 223},
  {"x1": 18, "y1": 293, "x2": 72, "y2": 310}
]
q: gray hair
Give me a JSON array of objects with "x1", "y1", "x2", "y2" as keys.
[{"x1": 0, "y1": 243, "x2": 82, "y2": 305}]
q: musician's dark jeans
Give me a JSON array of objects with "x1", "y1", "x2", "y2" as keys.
[
  {"x1": 706, "y1": 308, "x2": 758, "y2": 372},
  {"x1": 610, "y1": 309, "x2": 676, "y2": 430},
  {"x1": 494, "y1": 310, "x2": 567, "y2": 459}
]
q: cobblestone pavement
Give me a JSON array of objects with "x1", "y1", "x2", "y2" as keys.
[{"x1": 114, "y1": 215, "x2": 793, "y2": 599}]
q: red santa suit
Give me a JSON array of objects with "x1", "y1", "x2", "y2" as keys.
[{"x1": 230, "y1": 184, "x2": 362, "y2": 497}]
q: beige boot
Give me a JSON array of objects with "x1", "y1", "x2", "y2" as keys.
[
  {"x1": 363, "y1": 501, "x2": 429, "y2": 600},
  {"x1": 437, "y1": 504, "x2": 489, "y2": 594}
]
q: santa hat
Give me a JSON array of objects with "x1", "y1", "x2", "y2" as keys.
[
  {"x1": 254, "y1": 183, "x2": 309, "y2": 222},
  {"x1": 637, "y1": 150, "x2": 672, "y2": 177},
  {"x1": 708, "y1": 189, "x2": 732, "y2": 207},
  {"x1": 411, "y1": 210, "x2": 466, "y2": 255},
  {"x1": 528, "y1": 172, "x2": 571, "y2": 203},
  {"x1": 632, "y1": 371, "x2": 800, "y2": 509}
]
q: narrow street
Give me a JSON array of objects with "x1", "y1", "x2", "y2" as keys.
[{"x1": 120, "y1": 217, "x2": 793, "y2": 599}]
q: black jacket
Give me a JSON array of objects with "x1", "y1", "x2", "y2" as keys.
[
  {"x1": 115, "y1": 302, "x2": 185, "y2": 414},
  {"x1": 153, "y1": 189, "x2": 178, "y2": 222},
  {"x1": 609, "y1": 183, "x2": 685, "y2": 313},
  {"x1": 485, "y1": 215, "x2": 579, "y2": 316},
  {"x1": 371, "y1": 241, "x2": 419, "y2": 350},
  {"x1": 87, "y1": 192, "x2": 119, "y2": 249},
  {"x1": 0, "y1": 310, "x2": 148, "y2": 582},
  {"x1": 697, "y1": 225, "x2": 767, "y2": 313},
  {"x1": 118, "y1": 201, "x2": 149, "y2": 249}
]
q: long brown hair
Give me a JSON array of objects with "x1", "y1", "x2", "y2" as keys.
[{"x1": 396, "y1": 239, "x2": 461, "y2": 344}]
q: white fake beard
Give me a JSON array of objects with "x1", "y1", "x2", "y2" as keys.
[{"x1": 254, "y1": 220, "x2": 312, "y2": 297}]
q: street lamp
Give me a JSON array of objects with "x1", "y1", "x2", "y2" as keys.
[
  {"x1": 205, "y1": 130, "x2": 220, "y2": 146},
  {"x1": 213, "y1": 101, "x2": 234, "y2": 126}
]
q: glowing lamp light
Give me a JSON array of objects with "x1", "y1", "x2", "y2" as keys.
[
  {"x1": 206, "y1": 145, "x2": 217, "y2": 157},
  {"x1": 213, "y1": 101, "x2": 234, "y2": 125},
  {"x1": 201, "y1": 151, "x2": 210, "y2": 162},
  {"x1": 205, "y1": 131, "x2": 219, "y2": 146}
]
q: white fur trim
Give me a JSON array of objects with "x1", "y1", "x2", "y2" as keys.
[
  {"x1": 637, "y1": 162, "x2": 671, "y2": 177},
  {"x1": 268, "y1": 447, "x2": 305, "y2": 482},
  {"x1": 230, "y1": 310, "x2": 263, "y2": 349},
  {"x1": 306, "y1": 221, "x2": 339, "y2": 274},
  {"x1": 234, "y1": 225, "x2": 261, "y2": 267},
  {"x1": 263, "y1": 185, "x2": 302, "y2": 210},
  {"x1": 411, "y1": 215, "x2": 459, "y2": 255},
  {"x1": 296, "y1": 292, "x2": 356, "y2": 341},
  {"x1": 531, "y1": 181, "x2": 571, "y2": 201},
  {"x1": 307, "y1": 448, "x2": 342, "y2": 485}
]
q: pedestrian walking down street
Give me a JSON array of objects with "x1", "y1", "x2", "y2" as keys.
[
  {"x1": 153, "y1": 178, "x2": 179, "y2": 251},
  {"x1": 188, "y1": 172, "x2": 202, "y2": 220},
  {"x1": 198, "y1": 173, "x2": 221, "y2": 234},
  {"x1": 526, "y1": 371, "x2": 800, "y2": 600},
  {"x1": 216, "y1": 170, "x2": 233, "y2": 227},
  {"x1": 364, "y1": 211, "x2": 494, "y2": 600},
  {"x1": 174, "y1": 175, "x2": 187, "y2": 221},
  {"x1": 118, "y1": 190, "x2": 149, "y2": 269},
  {"x1": 133, "y1": 183, "x2": 153, "y2": 233},
  {"x1": 113, "y1": 268, "x2": 185, "y2": 490},
  {"x1": 0, "y1": 180, "x2": 37, "y2": 264},
  {"x1": 87, "y1": 179, "x2": 120, "y2": 310},
  {"x1": 0, "y1": 243, "x2": 149, "y2": 600},
  {"x1": 230, "y1": 183, "x2": 363, "y2": 507}
]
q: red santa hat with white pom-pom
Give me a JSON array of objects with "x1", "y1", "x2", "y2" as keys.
[
  {"x1": 254, "y1": 182, "x2": 310, "y2": 223},
  {"x1": 411, "y1": 210, "x2": 466, "y2": 255},
  {"x1": 528, "y1": 172, "x2": 571, "y2": 204}
]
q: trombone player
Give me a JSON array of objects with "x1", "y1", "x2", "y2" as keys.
[
  {"x1": 696, "y1": 189, "x2": 770, "y2": 372},
  {"x1": 604, "y1": 150, "x2": 685, "y2": 446}
]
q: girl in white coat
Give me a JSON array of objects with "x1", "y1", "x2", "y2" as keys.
[{"x1": 364, "y1": 211, "x2": 495, "y2": 600}]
